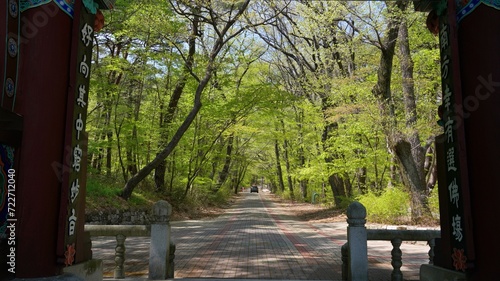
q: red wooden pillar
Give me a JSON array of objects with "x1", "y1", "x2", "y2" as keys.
[
  {"x1": 457, "y1": 2, "x2": 500, "y2": 280},
  {"x1": 1, "y1": 0, "x2": 111, "y2": 278},
  {"x1": 420, "y1": 0, "x2": 500, "y2": 279},
  {"x1": 15, "y1": 3, "x2": 75, "y2": 276}
]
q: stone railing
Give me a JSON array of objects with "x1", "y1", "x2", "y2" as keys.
[
  {"x1": 85, "y1": 200, "x2": 175, "y2": 280},
  {"x1": 341, "y1": 201, "x2": 441, "y2": 281}
]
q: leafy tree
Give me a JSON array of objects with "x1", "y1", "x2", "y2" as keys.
[
  {"x1": 89, "y1": 0, "x2": 178, "y2": 179},
  {"x1": 352, "y1": 1, "x2": 440, "y2": 222},
  {"x1": 250, "y1": 1, "x2": 359, "y2": 204}
]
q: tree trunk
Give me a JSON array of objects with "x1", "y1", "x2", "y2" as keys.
[
  {"x1": 299, "y1": 180, "x2": 308, "y2": 199},
  {"x1": 295, "y1": 106, "x2": 307, "y2": 199},
  {"x1": 394, "y1": 20, "x2": 430, "y2": 221},
  {"x1": 126, "y1": 147, "x2": 137, "y2": 176},
  {"x1": 128, "y1": 86, "x2": 142, "y2": 177},
  {"x1": 370, "y1": 16, "x2": 400, "y2": 119},
  {"x1": 371, "y1": 8, "x2": 431, "y2": 222},
  {"x1": 214, "y1": 134, "x2": 234, "y2": 193},
  {"x1": 92, "y1": 131, "x2": 105, "y2": 173},
  {"x1": 356, "y1": 167, "x2": 367, "y2": 193},
  {"x1": 154, "y1": 159, "x2": 166, "y2": 192},
  {"x1": 391, "y1": 136, "x2": 427, "y2": 219},
  {"x1": 233, "y1": 161, "x2": 247, "y2": 194},
  {"x1": 274, "y1": 139, "x2": 285, "y2": 193},
  {"x1": 425, "y1": 145, "x2": 437, "y2": 191},
  {"x1": 115, "y1": 119, "x2": 127, "y2": 182},
  {"x1": 283, "y1": 138, "x2": 294, "y2": 200},
  {"x1": 104, "y1": 91, "x2": 114, "y2": 177},
  {"x1": 106, "y1": 131, "x2": 112, "y2": 177},
  {"x1": 344, "y1": 172, "x2": 353, "y2": 198},
  {"x1": 328, "y1": 174, "x2": 345, "y2": 207}
]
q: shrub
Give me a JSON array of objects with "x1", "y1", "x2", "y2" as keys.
[{"x1": 358, "y1": 187, "x2": 410, "y2": 224}]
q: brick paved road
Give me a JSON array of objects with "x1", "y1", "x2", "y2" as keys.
[{"x1": 91, "y1": 192, "x2": 431, "y2": 280}]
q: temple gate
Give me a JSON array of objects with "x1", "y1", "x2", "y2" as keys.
[{"x1": 0, "y1": 0, "x2": 499, "y2": 280}]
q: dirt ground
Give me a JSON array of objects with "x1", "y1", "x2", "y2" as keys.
[
  {"x1": 266, "y1": 192, "x2": 348, "y2": 222},
  {"x1": 171, "y1": 192, "x2": 347, "y2": 223},
  {"x1": 171, "y1": 191, "x2": 439, "y2": 228}
]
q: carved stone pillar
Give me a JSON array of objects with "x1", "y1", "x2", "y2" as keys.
[
  {"x1": 149, "y1": 200, "x2": 172, "y2": 280},
  {"x1": 346, "y1": 201, "x2": 368, "y2": 281}
]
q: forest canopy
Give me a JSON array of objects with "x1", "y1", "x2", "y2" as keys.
[{"x1": 87, "y1": 0, "x2": 442, "y2": 223}]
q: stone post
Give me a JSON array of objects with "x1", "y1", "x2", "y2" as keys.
[
  {"x1": 149, "y1": 200, "x2": 172, "y2": 280},
  {"x1": 341, "y1": 242, "x2": 348, "y2": 281},
  {"x1": 390, "y1": 238, "x2": 403, "y2": 281},
  {"x1": 168, "y1": 241, "x2": 176, "y2": 278},
  {"x1": 346, "y1": 201, "x2": 368, "y2": 281},
  {"x1": 114, "y1": 234, "x2": 126, "y2": 279},
  {"x1": 427, "y1": 238, "x2": 436, "y2": 264}
]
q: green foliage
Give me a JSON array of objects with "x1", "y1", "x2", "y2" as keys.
[
  {"x1": 428, "y1": 186, "x2": 440, "y2": 219},
  {"x1": 86, "y1": 175, "x2": 122, "y2": 198},
  {"x1": 86, "y1": 175, "x2": 157, "y2": 210},
  {"x1": 180, "y1": 182, "x2": 232, "y2": 210},
  {"x1": 336, "y1": 196, "x2": 356, "y2": 210},
  {"x1": 280, "y1": 190, "x2": 295, "y2": 201},
  {"x1": 84, "y1": 1, "x2": 443, "y2": 225},
  {"x1": 358, "y1": 187, "x2": 410, "y2": 224},
  {"x1": 211, "y1": 187, "x2": 234, "y2": 206}
]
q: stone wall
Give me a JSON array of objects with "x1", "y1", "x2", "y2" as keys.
[{"x1": 85, "y1": 208, "x2": 152, "y2": 225}]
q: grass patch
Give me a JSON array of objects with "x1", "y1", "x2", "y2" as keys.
[
  {"x1": 85, "y1": 175, "x2": 157, "y2": 213},
  {"x1": 85, "y1": 174, "x2": 233, "y2": 221},
  {"x1": 86, "y1": 176, "x2": 121, "y2": 197}
]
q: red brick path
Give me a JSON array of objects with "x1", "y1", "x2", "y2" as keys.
[{"x1": 91, "y1": 192, "x2": 431, "y2": 280}]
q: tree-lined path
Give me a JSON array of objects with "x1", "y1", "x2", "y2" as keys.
[
  {"x1": 92, "y1": 191, "x2": 432, "y2": 280},
  {"x1": 172, "y1": 191, "x2": 345, "y2": 280}
]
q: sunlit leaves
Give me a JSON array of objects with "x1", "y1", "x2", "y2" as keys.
[{"x1": 87, "y1": 0, "x2": 442, "y2": 206}]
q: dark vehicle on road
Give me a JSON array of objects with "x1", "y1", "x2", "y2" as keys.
[{"x1": 250, "y1": 186, "x2": 259, "y2": 193}]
